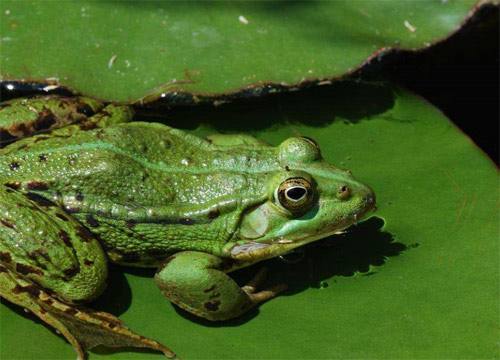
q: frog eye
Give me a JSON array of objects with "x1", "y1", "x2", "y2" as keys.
[
  {"x1": 277, "y1": 177, "x2": 315, "y2": 216},
  {"x1": 300, "y1": 136, "x2": 319, "y2": 148}
]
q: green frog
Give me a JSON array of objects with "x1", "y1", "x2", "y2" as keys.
[{"x1": 0, "y1": 95, "x2": 375, "y2": 359}]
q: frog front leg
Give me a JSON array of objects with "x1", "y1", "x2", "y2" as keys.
[{"x1": 155, "y1": 251, "x2": 286, "y2": 321}]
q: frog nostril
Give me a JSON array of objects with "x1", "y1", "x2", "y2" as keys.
[
  {"x1": 364, "y1": 192, "x2": 376, "y2": 207},
  {"x1": 337, "y1": 185, "x2": 351, "y2": 200}
]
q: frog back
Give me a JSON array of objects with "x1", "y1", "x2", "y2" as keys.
[
  {"x1": 0, "y1": 122, "x2": 276, "y2": 208},
  {"x1": 0, "y1": 123, "x2": 279, "y2": 264}
]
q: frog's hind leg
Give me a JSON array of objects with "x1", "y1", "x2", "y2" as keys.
[
  {"x1": 0, "y1": 96, "x2": 104, "y2": 146},
  {"x1": 0, "y1": 266, "x2": 86, "y2": 358},
  {"x1": 0, "y1": 266, "x2": 176, "y2": 359},
  {"x1": 0, "y1": 186, "x2": 176, "y2": 359},
  {"x1": 0, "y1": 96, "x2": 135, "y2": 147}
]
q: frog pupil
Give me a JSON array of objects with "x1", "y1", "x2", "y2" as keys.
[{"x1": 286, "y1": 187, "x2": 307, "y2": 201}]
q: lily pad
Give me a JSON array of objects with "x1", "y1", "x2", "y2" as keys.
[
  {"x1": 1, "y1": 83, "x2": 497, "y2": 359},
  {"x1": 0, "y1": 0, "x2": 479, "y2": 102}
]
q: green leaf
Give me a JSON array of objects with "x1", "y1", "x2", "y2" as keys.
[
  {"x1": 1, "y1": 83, "x2": 497, "y2": 359},
  {"x1": 0, "y1": 1, "x2": 478, "y2": 102}
]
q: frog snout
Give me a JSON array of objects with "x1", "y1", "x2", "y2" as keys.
[{"x1": 362, "y1": 188, "x2": 376, "y2": 212}]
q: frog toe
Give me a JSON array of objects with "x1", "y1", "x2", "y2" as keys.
[
  {"x1": 241, "y1": 267, "x2": 288, "y2": 303},
  {"x1": 247, "y1": 283, "x2": 288, "y2": 304}
]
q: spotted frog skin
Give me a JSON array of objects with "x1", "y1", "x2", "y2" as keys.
[{"x1": 0, "y1": 96, "x2": 375, "y2": 359}]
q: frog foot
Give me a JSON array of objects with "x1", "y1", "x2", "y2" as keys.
[
  {"x1": 241, "y1": 267, "x2": 288, "y2": 304},
  {"x1": 156, "y1": 251, "x2": 287, "y2": 321},
  {"x1": 0, "y1": 266, "x2": 177, "y2": 360}
]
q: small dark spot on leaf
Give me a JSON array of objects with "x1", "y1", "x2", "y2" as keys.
[
  {"x1": 83, "y1": 259, "x2": 94, "y2": 266},
  {"x1": 9, "y1": 161, "x2": 20, "y2": 170},
  {"x1": 38, "y1": 154, "x2": 48, "y2": 162},
  {"x1": 75, "y1": 192, "x2": 84, "y2": 202}
]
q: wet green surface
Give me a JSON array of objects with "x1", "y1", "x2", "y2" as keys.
[
  {"x1": 1, "y1": 83, "x2": 497, "y2": 359},
  {"x1": 0, "y1": 1, "x2": 477, "y2": 101}
]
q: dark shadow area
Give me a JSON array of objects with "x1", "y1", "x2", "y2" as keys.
[
  {"x1": 91, "y1": 265, "x2": 156, "y2": 316},
  {"x1": 136, "y1": 81, "x2": 395, "y2": 132},
  {"x1": 362, "y1": 4, "x2": 499, "y2": 164},
  {"x1": 174, "y1": 216, "x2": 409, "y2": 327},
  {"x1": 90, "y1": 264, "x2": 134, "y2": 316},
  {"x1": 91, "y1": 345, "x2": 163, "y2": 358},
  {"x1": 0, "y1": 82, "x2": 74, "y2": 102},
  {"x1": 257, "y1": 216, "x2": 407, "y2": 294}
]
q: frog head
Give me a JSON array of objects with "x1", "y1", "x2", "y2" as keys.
[{"x1": 230, "y1": 137, "x2": 375, "y2": 262}]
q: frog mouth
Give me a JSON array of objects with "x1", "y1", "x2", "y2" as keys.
[{"x1": 230, "y1": 200, "x2": 376, "y2": 262}]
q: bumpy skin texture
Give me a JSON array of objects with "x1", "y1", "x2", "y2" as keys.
[{"x1": 0, "y1": 96, "x2": 375, "y2": 358}]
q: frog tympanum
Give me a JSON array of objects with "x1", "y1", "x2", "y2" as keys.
[{"x1": 0, "y1": 96, "x2": 375, "y2": 359}]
